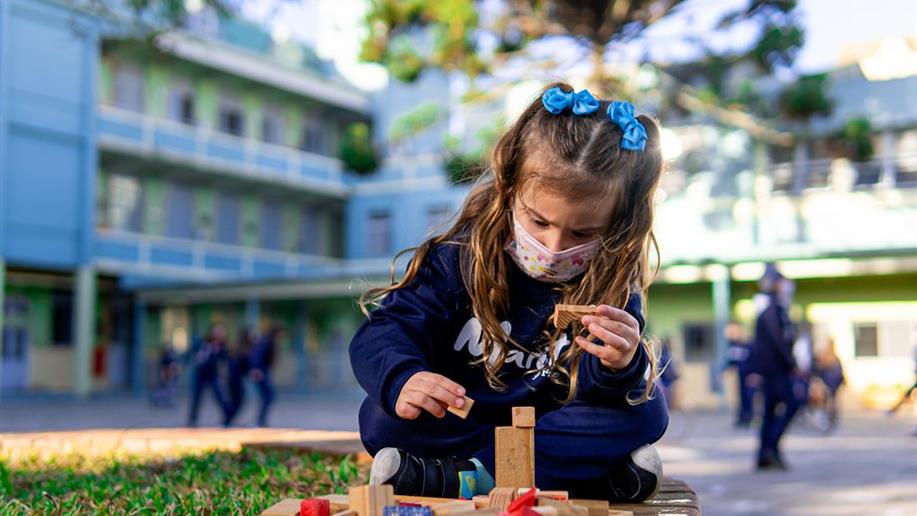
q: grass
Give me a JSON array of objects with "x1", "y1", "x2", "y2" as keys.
[{"x1": 0, "y1": 447, "x2": 367, "y2": 515}]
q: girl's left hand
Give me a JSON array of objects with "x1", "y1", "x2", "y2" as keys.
[{"x1": 575, "y1": 305, "x2": 641, "y2": 371}]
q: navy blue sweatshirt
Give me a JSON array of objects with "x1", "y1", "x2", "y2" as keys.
[
  {"x1": 349, "y1": 241, "x2": 650, "y2": 429},
  {"x1": 748, "y1": 294, "x2": 797, "y2": 376}
]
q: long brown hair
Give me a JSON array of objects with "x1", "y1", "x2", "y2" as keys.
[{"x1": 360, "y1": 82, "x2": 664, "y2": 404}]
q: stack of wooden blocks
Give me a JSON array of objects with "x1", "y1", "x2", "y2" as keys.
[{"x1": 262, "y1": 406, "x2": 640, "y2": 516}]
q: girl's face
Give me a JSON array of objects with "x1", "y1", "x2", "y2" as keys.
[{"x1": 513, "y1": 183, "x2": 613, "y2": 253}]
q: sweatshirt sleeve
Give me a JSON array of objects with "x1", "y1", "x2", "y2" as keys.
[
  {"x1": 574, "y1": 293, "x2": 650, "y2": 403},
  {"x1": 349, "y1": 244, "x2": 467, "y2": 418}
]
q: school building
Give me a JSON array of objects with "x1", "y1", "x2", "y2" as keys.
[{"x1": 1, "y1": 0, "x2": 915, "y2": 410}]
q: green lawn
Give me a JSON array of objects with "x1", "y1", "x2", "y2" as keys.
[{"x1": 0, "y1": 448, "x2": 366, "y2": 515}]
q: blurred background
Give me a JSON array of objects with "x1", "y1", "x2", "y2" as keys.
[{"x1": 2, "y1": 0, "x2": 915, "y2": 413}]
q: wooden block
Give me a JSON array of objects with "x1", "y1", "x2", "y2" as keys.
[
  {"x1": 566, "y1": 500, "x2": 607, "y2": 516},
  {"x1": 495, "y1": 426, "x2": 534, "y2": 488},
  {"x1": 552, "y1": 304, "x2": 598, "y2": 330},
  {"x1": 528, "y1": 507, "x2": 557, "y2": 516},
  {"x1": 535, "y1": 498, "x2": 587, "y2": 516},
  {"x1": 301, "y1": 499, "x2": 332, "y2": 516},
  {"x1": 447, "y1": 396, "x2": 474, "y2": 419},
  {"x1": 430, "y1": 500, "x2": 475, "y2": 516},
  {"x1": 487, "y1": 487, "x2": 518, "y2": 509},
  {"x1": 394, "y1": 495, "x2": 462, "y2": 507},
  {"x1": 472, "y1": 495, "x2": 490, "y2": 509},
  {"x1": 332, "y1": 511, "x2": 358, "y2": 516},
  {"x1": 511, "y1": 407, "x2": 535, "y2": 428},
  {"x1": 349, "y1": 485, "x2": 395, "y2": 516},
  {"x1": 317, "y1": 495, "x2": 351, "y2": 513},
  {"x1": 383, "y1": 507, "x2": 432, "y2": 516},
  {"x1": 606, "y1": 511, "x2": 633, "y2": 516},
  {"x1": 525, "y1": 490, "x2": 567, "y2": 501},
  {"x1": 261, "y1": 498, "x2": 301, "y2": 516}
]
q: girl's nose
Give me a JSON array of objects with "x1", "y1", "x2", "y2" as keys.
[{"x1": 540, "y1": 232, "x2": 567, "y2": 253}]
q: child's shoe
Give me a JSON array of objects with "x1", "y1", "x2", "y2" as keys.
[
  {"x1": 606, "y1": 444, "x2": 662, "y2": 502},
  {"x1": 369, "y1": 447, "x2": 477, "y2": 498}
]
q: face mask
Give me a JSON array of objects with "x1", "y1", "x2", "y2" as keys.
[{"x1": 504, "y1": 217, "x2": 602, "y2": 283}]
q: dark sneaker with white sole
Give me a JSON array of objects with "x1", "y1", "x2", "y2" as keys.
[
  {"x1": 369, "y1": 447, "x2": 477, "y2": 498},
  {"x1": 605, "y1": 445, "x2": 663, "y2": 502}
]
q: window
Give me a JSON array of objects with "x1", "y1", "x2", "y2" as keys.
[
  {"x1": 366, "y1": 211, "x2": 392, "y2": 257},
  {"x1": 113, "y1": 63, "x2": 145, "y2": 112},
  {"x1": 51, "y1": 290, "x2": 73, "y2": 346},
  {"x1": 108, "y1": 174, "x2": 144, "y2": 232},
  {"x1": 167, "y1": 82, "x2": 196, "y2": 125},
  {"x1": 261, "y1": 105, "x2": 285, "y2": 145},
  {"x1": 299, "y1": 206, "x2": 323, "y2": 255},
  {"x1": 260, "y1": 200, "x2": 283, "y2": 250},
  {"x1": 853, "y1": 323, "x2": 879, "y2": 357},
  {"x1": 166, "y1": 183, "x2": 195, "y2": 240},
  {"x1": 682, "y1": 323, "x2": 715, "y2": 363},
  {"x1": 300, "y1": 115, "x2": 326, "y2": 154},
  {"x1": 425, "y1": 204, "x2": 452, "y2": 232},
  {"x1": 218, "y1": 95, "x2": 246, "y2": 137},
  {"x1": 215, "y1": 192, "x2": 241, "y2": 245}
]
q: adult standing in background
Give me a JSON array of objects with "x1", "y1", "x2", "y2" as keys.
[
  {"x1": 224, "y1": 327, "x2": 255, "y2": 427},
  {"x1": 725, "y1": 321, "x2": 755, "y2": 428},
  {"x1": 748, "y1": 266, "x2": 800, "y2": 470},
  {"x1": 250, "y1": 326, "x2": 282, "y2": 427},
  {"x1": 187, "y1": 323, "x2": 230, "y2": 427}
]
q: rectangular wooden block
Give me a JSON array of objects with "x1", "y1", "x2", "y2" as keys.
[
  {"x1": 567, "y1": 500, "x2": 608, "y2": 516},
  {"x1": 317, "y1": 495, "x2": 351, "y2": 513},
  {"x1": 430, "y1": 500, "x2": 476, "y2": 516},
  {"x1": 486, "y1": 487, "x2": 517, "y2": 509},
  {"x1": 349, "y1": 485, "x2": 395, "y2": 516},
  {"x1": 552, "y1": 304, "x2": 598, "y2": 330},
  {"x1": 393, "y1": 495, "x2": 463, "y2": 507},
  {"x1": 536, "y1": 498, "x2": 587, "y2": 516},
  {"x1": 511, "y1": 407, "x2": 535, "y2": 428},
  {"x1": 261, "y1": 498, "x2": 301, "y2": 516},
  {"x1": 446, "y1": 396, "x2": 474, "y2": 419},
  {"x1": 495, "y1": 426, "x2": 534, "y2": 488}
]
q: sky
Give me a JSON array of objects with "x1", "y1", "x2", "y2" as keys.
[{"x1": 239, "y1": 0, "x2": 917, "y2": 91}]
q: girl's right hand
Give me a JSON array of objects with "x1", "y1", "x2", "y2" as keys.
[{"x1": 396, "y1": 372, "x2": 467, "y2": 420}]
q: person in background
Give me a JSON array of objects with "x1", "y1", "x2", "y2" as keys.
[
  {"x1": 887, "y1": 328, "x2": 917, "y2": 436},
  {"x1": 224, "y1": 327, "x2": 255, "y2": 427},
  {"x1": 725, "y1": 321, "x2": 755, "y2": 428},
  {"x1": 250, "y1": 326, "x2": 282, "y2": 427},
  {"x1": 187, "y1": 323, "x2": 230, "y2": 427},
  {"x1": 658, "y1": 337, "x2": 680, "y2": 410},
  {"x1": 151, "y1": 344, "x2": 181, "y2": 408},
  {"x1": 747, "y1": 267, "x2": 800, "y2": 470},
  {"x1": 813, "y1": 337, "x2": 845, "y2": 430}
]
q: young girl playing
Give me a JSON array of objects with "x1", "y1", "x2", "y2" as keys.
[{"x1": 349, "y1": 83, "x2": 668, "y2": 503}]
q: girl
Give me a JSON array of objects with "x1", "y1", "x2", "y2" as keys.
[{"x1": 349, "y1": 83, "x2": 668, "y2": 503}]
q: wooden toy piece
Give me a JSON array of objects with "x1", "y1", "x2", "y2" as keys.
[
  {"x1": 495, "y1": 425, "x2": 534, "y2": 488},
  {"x1": 429, "y1": 500, "x2": 476, "y2": 516},
  {"x1": 316, "y1": 494, "x2": 351, "y2": 513},
  {"x1": 447, "y1": 395, "x2": 475, "y2": 419},
  {"x1": 262, "y1": 499, "x2": 302, "y2": 516},
  {"x1": 383, "y1": 506, "x2": 433, "y2": 516},
  {"x1": 472, "y1": 495, "x2": 490, "y2": 509},
  {"x1": 301, "y1": 499, "x2": 332, "y2": 516},
  {"x1": 511, "y1": 407, "x2": 535, "y2": 428},
  {"x1": 332, "y1": 511, "x2": 358, "y2": 516},
  {"x1": 518, "y1": 490, "x2": 567, "y2": 501},
  {"x1": 505, "y1": 488, "x2": 537, "y2": 513},
  {"x1": 487, "y1": 487, "x2": 518, "y2": 509},
  {"x1": 349, "y1": 485, "x2": 395, "y2": 516},
  {"x1": 394, "y1": 495, "x2": 465, "y2": 507},
  {"x1": 534, "y1": 498, "x2": 587, "y2": 516},
  {"x1": 607, "y1": 511, "x2": 633, "y2": 516},
  {"x1": 566, "y1": 500, "x2": 607, "y2": 516},
  {"x1": 552, "y1": 304, "x2": 598, "y2": 330}
]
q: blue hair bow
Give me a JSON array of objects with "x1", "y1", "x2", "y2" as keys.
[
  {"x1": 607, "y1": 101, "x2": 647, "y2": 151},
  {"x1": 541, "y1": 86, "x2": 600, "y2": 116}
]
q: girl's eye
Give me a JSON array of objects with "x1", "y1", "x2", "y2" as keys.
[
  {"x1": 572, "y1": 231, "x2": 595, "y2": 239},
  {"x1": 533, "y1": 219, "x2": 550, "y2": 228}
]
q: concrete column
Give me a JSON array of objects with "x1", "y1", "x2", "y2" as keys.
[
  {"x1": 711, "y1": 265, "x2": 731, "y2": 406},
  {"x1": 131, "y1": 301, "x2": 146, "y2": 393},
  {"x1": 73, "y1": 265, "x2": 97, "y2": 399},
  {"x1": 0, "y1": 258, "x2": 6, "y2": 398},
  {"x1": 880, "y1": 130, "x2": 896, "y2": 188}
]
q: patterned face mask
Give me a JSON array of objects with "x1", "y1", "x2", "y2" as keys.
[{"x1": 504, "y1": 217, "x2": 602, "y2": 283}]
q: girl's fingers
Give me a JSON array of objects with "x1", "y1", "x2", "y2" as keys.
[
  {"x1": 595, "y1": 305, "x2": 640, "y2": 330},
  {"x1": 426, "y1": 373, "x2": 467, "y2": 397},
  {"x1": 418, "y1": 379, "x2": 463, "y2": 408},
  {"x1": 404, "y1": 389, "x2": 447, "y2": 418},
  {"x1": 575, "y1": 336, "x2": 620, "y2": 363},
  {"x1": 587, "y1": 322, "x2": 630, "y2": 351},
  {"x1": 396, "y1": 401, "x2": 421, "y2": 420}
]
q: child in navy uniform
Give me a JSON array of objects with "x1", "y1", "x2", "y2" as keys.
[{"x1": 350, "y1": 83, "x2": 668, "y2": 503}]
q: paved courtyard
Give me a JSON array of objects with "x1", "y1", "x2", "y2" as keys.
[{"x1": 2, "y1": 395, "x2": 916, "y2": 515}]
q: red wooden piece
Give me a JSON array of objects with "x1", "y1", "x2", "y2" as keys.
[{"x1": 301, "y1": 498, "x2": 331, "y2": 516}]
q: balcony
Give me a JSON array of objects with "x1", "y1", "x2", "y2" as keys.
[
  {"x1": 96, "y1": 105, "x2": 353, "y2": 197},
  {"x1": 94, "y1": 229, "x2": 392, "y2": 284}
]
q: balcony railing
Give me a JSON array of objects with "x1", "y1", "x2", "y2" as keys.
[
  {"x1": 97, "y1": 104, "x2": 353, "y2": 197},
  {"x1": 769, "y1": 155, "x2": 917, "y2": 193},
  {"x1": 94, "y1": 229, "x2": 392, "y2": 282}
]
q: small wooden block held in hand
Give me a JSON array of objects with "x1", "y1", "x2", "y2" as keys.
[
  {"x1": 446, "y1": 396, "x2": 474, "y2": 419},
  {"x1": 552, "y1": 304, "x2": 598, "y2": 330},
  {"x1": 511, "y1": 407, "x2": 535, "y2": 428}
]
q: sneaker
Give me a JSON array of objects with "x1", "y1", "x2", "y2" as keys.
[
  {"x1": 606, "y1": 445, "x2": 663, "y2": 503},
  {"x1": 369, "y1": 447, "x2": 476, "y2": 498}
]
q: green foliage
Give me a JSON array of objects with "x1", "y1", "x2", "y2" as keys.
[
  {"x1": 444, "y1": 152, "x2": 485, "y2": 185},
  {"x1": 123, "y1": 0, "x2": 232, "y2": 26},
  {"x1": 832, "y1": 117, "x2": 875, "y2": 162},
  {"x1": 389, "y1": 102, "x2": 446, "y2": 143},
  {"x1": 340, "y1": 122, "x2": 380, "y2": 175},
  {"x1": 0, "y1": 448, "x2": 365, "y2": 515},
  {"x1": 778, "y1": 73, "x2": 834, "y2": 122}
]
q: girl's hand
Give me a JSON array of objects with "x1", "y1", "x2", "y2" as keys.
[
  {"x1": 396, "y1": 372, "x2": 467, "y2": 420},
  {"x1": 575, "y1": 305, "x2": 641, "y2": 371}
]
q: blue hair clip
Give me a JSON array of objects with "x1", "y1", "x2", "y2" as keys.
[
  {"x1": 607, "y1": 101, "x2": 647, "y2": 151},
  {"x1": 542, "y1": 86, "x2": 600, "y2": 116}
]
